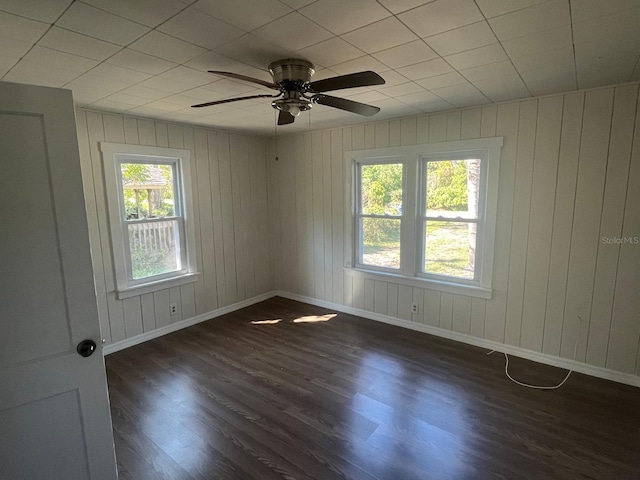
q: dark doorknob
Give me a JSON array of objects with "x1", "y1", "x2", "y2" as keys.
[{"x1": 77, "y1": 339, "x2": 97, "y2": 357}]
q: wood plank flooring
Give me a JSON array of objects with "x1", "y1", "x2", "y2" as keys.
[{"x1": 106, "y1": 297, "x2": 640, "y2": 480}]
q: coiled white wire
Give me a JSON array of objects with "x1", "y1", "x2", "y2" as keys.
[{"x1": 486, "y1": 316, "x2": 583, "y2": 390}]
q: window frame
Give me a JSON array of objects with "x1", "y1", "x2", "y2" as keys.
[
  {"x1": 100, "y1": 143, "x2": 199, "y2": 299},
  {"x1": 346, "y1": 138, "x2": 502, "y2": 299}
]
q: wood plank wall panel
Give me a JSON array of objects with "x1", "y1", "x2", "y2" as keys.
[
  {"x1": 269, "y1": 84, "x2": 640, "y2": 378},
  {"x1": 76, "y1": 109, "x2": 273, "y2": 346}
]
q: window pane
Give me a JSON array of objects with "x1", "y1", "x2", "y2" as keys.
[
  {"x1": 128, "y1": 220, "x2": 181, "y2": 280},
  {"x1": 425, "y1": 159, "x2": 480, "y2": 219},
  {"x1": 121, "y1": 163, "x2": 175, "y2": 219},
  {"x1": 424, "y1": 221, "x2": 476, "y2": 279},
  {"x1": 360, "y1": 163, "x2": 403, "y2": 215},
  {"x1": 361, "y1": 217, "x2": 401, "y2": 269}
]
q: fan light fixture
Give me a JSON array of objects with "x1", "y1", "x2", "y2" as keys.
[{"x1": 191, "y1": 58, "x2": 386, "y2": 125}]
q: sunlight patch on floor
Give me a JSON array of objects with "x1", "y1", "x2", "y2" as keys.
[
  {"x1": 292, "y1": 313, "x2": 337, "y2": 323},
  {"x1": 250, "y1": 319, "x2": 282, "y2": 325}
]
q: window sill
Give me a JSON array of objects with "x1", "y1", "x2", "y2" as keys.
[
  {"x1": 344, "y1": 267, "x2": 492, "y2": 299},
  {"x1": 116, "y1": 272, "x2": 200, "y2": 300}
]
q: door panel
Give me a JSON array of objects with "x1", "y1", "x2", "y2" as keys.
[
  {"x1": 0, "y1": 113, "x2": 71, "y2": 364},
  {"x1": 0, "y1": 81, "x2": 118, "y2": 480}
]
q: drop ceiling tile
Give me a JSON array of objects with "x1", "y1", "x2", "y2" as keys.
[
  {"x1": 56, "y1": 2, "x2": 149, "y2": 46},
  {"x1": 460, "y1": 60, "x2": 517, "y2": 82},
  {"x1": 299, "y1": 0, "x2": 390, "y2": 35},
  {"x1": 89, "y1": 63, "x2": 152, "y2": 83},
  {"x1": 410, "y1": 98, "x2": 455, "y2": 113},
  {"x1": 118, "y1": 85, "x2": 170, "y2": 101},
  {"x1": 376, "y1": 0, "x2": 435, "y2": 14},
  {"x1": 215, "y1": 34, "x2": 297, "y2": 68},
  {"x1": 397, "y1": 57, "x2": 453, "y2": 80},
  {"x1": 202, "y1": 78, "x2": 258, "y2": 95},
  {"x1": 137, "y1": 75, "x2": 196, "y2": 94},
  {"x1": 82, "y1": 0, "x2": 185, "y2": 27},
  {"x1": 572, "y1": 8, "x2": 640, "y2": 49},
  {"x1": 377, "y1": 81, "x2": 425, "y2": 96},
  {"x1": 253, "y1": 12, "x2": 333, "y2": 50},
  {"x1": 342, "y1": 90, "x2": 389, "y2": 103},
  {"x1": 102, "y1": 92, "x2": 150, "y2": 106},
  {"x1": 474, "y1": 0, "x2": 548, "y2": 18},
  {"x1": 520, "y1": 63, "x2": 576, "y2": 95},
  {"x1": 330, "y1": 55, "x2": 388, "y2": 75},
  {"x1": 0, "y1": 55, "x2": 19, "y2": 76},
  {"x1": 0, "y1": 37, "x2": 33, "y2": 58},
  {"x1": 342, "y1": 17, "x2": 418, "y2": 54},
  {"x1": 192, "y1": 0, "x2": 291, "y2": 31},
  {"x1": 416, "y1": 71, "x2": 468, "y2": 90},
  {"x1": 0, "y1": 0, "x2": 72, "y2": 23},
  {"x1": 37, "y1": 27, "x2": 122, "y2": 61},
  {"x1": 372, "y1": 40, "x2": 437, "y2": 69},
  {"x1": 87, "y1": 98, "x2": 134, "y2": 112},
  {"x1": 0, "y1": 11, "x2": 49, "y2": 42},
  {"x1": 488, "y1": 0, "x2": 570, "y2": 41},
  {"x1": 23, "y1": 45, "x2": 99, "y2": 73},
  {"x1": 126, "y1": 105, "x2": 170, "y2": 117},
  {"x1": 66, "y1": 72, "x2": 137, "y2": 93},
  {"x1": 279, "y1": 0, "x2": 317, "y2": 8},
  {"x1": 185, "y1": 51, "x2": 251, "y2": 73},
  {"x1": 129, "y1": 31, "x2": 208, "y2": 64},
  {"x1": 106, "y1": 49, "x2": 177, "y2": 75},
  {"x1": 297, "y1": 37, "x2": 364, "y2": 68},
  {"x1": 376, "y1": 68, "x2": 411, "y2": 87},
  {"x1": 4, "y1": 59, "x2": 81, "y2": 86},
  {"x1": 576, "y1": 51, "x2": 637, "y2": 89},
  {"x1": 425, "y1": 21, "x2": 497, "y2": 56},
  {"x1": 570, "y1": 0, "x2": 639, "y2": 23},
  {"x1": 160, "y1": 66, "x2": 216, "y2": 87},
  {"x1": 511, "y1": 47, "x2": 574, "y2": 73},
  {"x1": 158, "y1": 7, "x2": 244, "y2": 50},
  {"x1": 72, "y1": 88, "x2": 106, "y2": 105},
  {"x1": 501, "y1": 25, "x2": 572, "y2": 59},
  {"x1": 398, "y1": 0, "x2": 484, "y2": 38},
  {"x1": 155, "y1": 93, "x2": 206, "y2": 107},
  {"x1": 431, "y1": 82, "x2": 488, "y2": 107},
  {"x1": 138, "y1": 100, "x2": 184, "y2": 112},
  {"x1": 472, "y1": 74, "x2": 530, "y2": 101},
  {"x1": 445, "y1": 43, "x2": 507, "y2": 70}
]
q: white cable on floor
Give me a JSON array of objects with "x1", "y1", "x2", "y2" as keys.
[{"x1": 486, "y1": 316, "x2": 583, "y2": 390}]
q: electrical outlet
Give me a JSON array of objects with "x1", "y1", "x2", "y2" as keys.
[
  {"x1": 170, "y1": 303, "x2": 177, "y2": 315},
  {"x1": 411, "y1": 302, "x2": 419, "y2": 314}
]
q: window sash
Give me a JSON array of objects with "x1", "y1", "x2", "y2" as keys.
[
  {"x1": 354, "y1": 159, "x2": 406, "y2": 272},
  {"x1": 101, "y1": 142, "x2": 198, "y2": 298}
]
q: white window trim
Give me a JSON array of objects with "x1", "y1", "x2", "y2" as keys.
[
  {"x1": 100, "y1": 142, "x2": 199, "y2": 299},
  {"x1": 345, "y1": 137, "x2": 503, "y2": 300}
]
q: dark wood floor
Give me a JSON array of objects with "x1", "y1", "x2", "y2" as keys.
[{"x1": 106, "y1": 297, "x2": 640, "y2": 480}]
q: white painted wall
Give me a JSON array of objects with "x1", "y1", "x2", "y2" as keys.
[
  {"x1": 269, "y1": 83, "x2": 640, "y2": 377},
  {"x1": 76, "y1": 109, "x2": 273, "y2": 346}
]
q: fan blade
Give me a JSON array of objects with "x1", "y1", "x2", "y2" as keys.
[
  {"x1": 208, "y1": 71, "x2": 279, "y2": 90},
  {"x1": 313, "y1": 94, "x2": 380, "y2": 116},
  {"x1": 191, "y1": 94, "x2": 279, "y2": 108},
  {"x1": 278, "y1": 110, "x2": 295, "y2": 125},
  {"x1": 309, "y1": 71, "x2": 385, "y2": 93}
]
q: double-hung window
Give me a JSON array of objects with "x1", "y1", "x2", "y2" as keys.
[
  {"x1": 349, "y1": 138, "x2": 502, "y2": 299},
  {"x1": 101, "y1": 143, "x2": 198, "y2": 299}
]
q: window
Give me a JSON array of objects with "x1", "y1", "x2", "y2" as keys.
[
  {"x1": 349, "y1": 138, "x2": 502, "y2": 299},
  {"x1": 101, "y1": 143, "x2": 198, "y2": 299}
]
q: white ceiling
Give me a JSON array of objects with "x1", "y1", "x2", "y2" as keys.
[{"x1": 1, "y1": 0, "x2": 639, "y2": 135}]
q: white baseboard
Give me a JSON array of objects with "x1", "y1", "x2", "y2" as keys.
[
  {"x1": 276, "y1": 290, "x2": 640, "y2": 388},
  {"x1": 102, "y1": 291, "x2": 277, "y2": 355}
]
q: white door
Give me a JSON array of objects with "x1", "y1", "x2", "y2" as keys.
[{"x1": 0, "y1": 81, "x2": 118, "y2": 480}]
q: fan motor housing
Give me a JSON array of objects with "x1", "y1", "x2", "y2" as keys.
[{"x1": 268, "y1": 59, "x2": 315, "y2": 85}]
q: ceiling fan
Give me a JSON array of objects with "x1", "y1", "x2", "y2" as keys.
[{"x1": 191, "y1": 58, "x2": 385, "y2": 125}]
